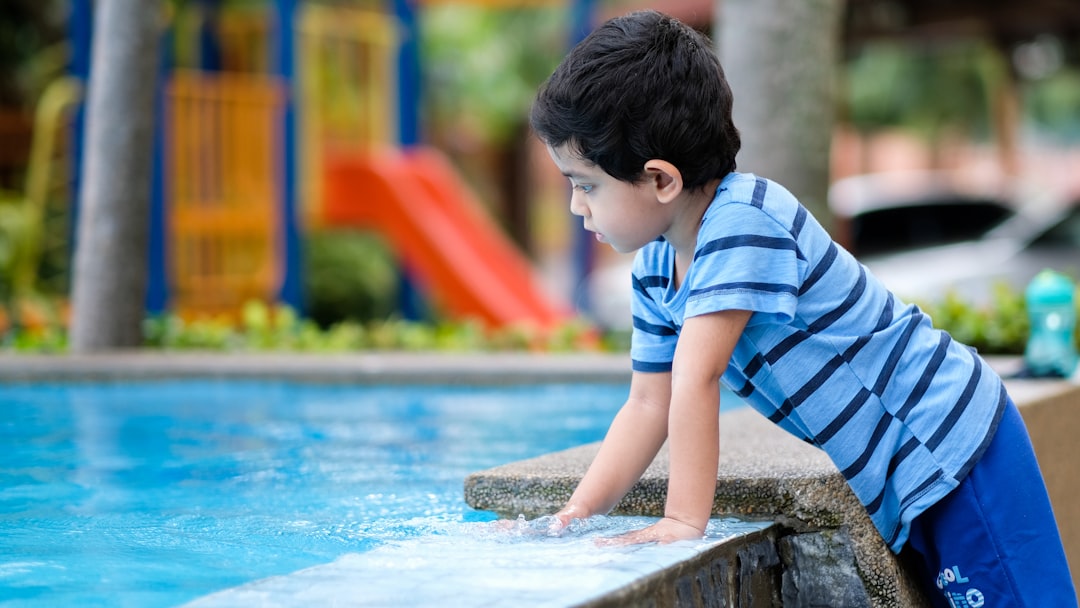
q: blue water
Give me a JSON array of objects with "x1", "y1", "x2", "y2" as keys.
[{"x1": 0, "y1": 380, "x2": 746, "y2": 607}]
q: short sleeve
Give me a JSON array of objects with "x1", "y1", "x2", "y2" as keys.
[
  {"x1": 684, "y1": 202, "x2": 803, "y2": 326},
  {"x1": 629, "y1": 244, "x2": 677, "y2": 372}
]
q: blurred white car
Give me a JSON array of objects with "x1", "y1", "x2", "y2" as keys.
[
  {"x1": 864, "y1": 202, "x2": 1080, "y2": 304},
  {"x1": 828, "y1": 170, "x2": 1019, "y2": 257}
]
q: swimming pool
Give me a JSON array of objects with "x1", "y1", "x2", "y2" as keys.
[{"x1": 0, "y1": 379, "x2": 746, "y2": 606}]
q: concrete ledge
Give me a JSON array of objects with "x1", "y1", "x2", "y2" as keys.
[
  {"x1": 466, "y1": 364, "x2": 1080, "y2": 607},
  {"x1": 0, "y1": 352, "x2": 632, "y2": 385},
  {"x1": 466, "y1": 407, "x2": 927, "y2": 607}
]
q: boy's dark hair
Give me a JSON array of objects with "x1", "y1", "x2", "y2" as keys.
[{"x1": 530, "y1": 10, "x2": 740, "y2": 190}]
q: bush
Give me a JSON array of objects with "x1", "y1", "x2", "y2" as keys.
[
  {"x1": 303, "y1": 230, "x2": 399, "y2": 327},
  {"x1": 140, "y1": 301, "x2": 605, "y2": 353},
  {"x1": 0, "y1": 281, "x2": 1068, "y2": 358},
  {"x1": 916, "y1": 283, "x2": 1029, "y2": 354}
]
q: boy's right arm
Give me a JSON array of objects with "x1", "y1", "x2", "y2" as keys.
[{"x1": 555, "y1": 370, "x2": 673, "y2": 524}]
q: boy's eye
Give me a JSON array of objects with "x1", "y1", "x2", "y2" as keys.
[{"x1": 573, "y1": 184, "x2": 594, "y2": 194}]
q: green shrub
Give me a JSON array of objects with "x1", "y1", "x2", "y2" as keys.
[
  {"x1": 916, "y1": 282, "x2": 1029, "y2": 354},
  {"x1": 303, "y1": 230, "x2": 399, "y2": 327},
  {"x1": 140, "y1": 301, "x2": 606, "y2": 353},
  {"x1": 5, "y1": 281, "x2": 1073, "y2": 357}
]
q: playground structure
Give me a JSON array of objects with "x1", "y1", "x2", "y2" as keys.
[
  {"x1": 166, "y1": 71, "x2": 284, "y2": 316},
  {"x1": 323, "y1": 146, "x2": 569, "y2": 327},
  {"x1": 61, "y1": 0, "x2": 593, "y2": 329}
]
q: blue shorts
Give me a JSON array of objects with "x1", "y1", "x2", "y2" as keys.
[{"x1": 902, "y1": 398, "x2": 1077, "y2": 608}]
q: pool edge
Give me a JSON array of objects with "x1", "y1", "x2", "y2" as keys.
[
  {"x1": 0, "y1": 351, "x2": 633, "y2": 385},
  {"x1": 467, "y1": 357, "x2": 1080, "y2": 606}
]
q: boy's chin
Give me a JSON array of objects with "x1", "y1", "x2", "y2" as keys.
[{"x1": 608, "y1": 240, "x2": 648, "y2": 255}]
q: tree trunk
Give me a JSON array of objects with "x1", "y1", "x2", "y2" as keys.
[
  {"x1": 69, "y1": 1, "x2": 162, "y2": 351},
  {"x1": 717, "y1": 0, "x2": 844, "y2": 233}
]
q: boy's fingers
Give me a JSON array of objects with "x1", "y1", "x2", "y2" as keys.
[
  {"x1": 595, "y1": 518, "x2": 704, "y2": 546},
  {"x1": 595, "y1": 528, "x2": 654, "y2": 547}
]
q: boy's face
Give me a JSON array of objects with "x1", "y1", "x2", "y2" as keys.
[{"x1": 547, "y1": 144, "x2": 674, "y2": 254}]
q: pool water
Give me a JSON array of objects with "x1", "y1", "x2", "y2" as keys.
[{"x1": 0, "y1": 380, "x2": 747, "y2": 607}]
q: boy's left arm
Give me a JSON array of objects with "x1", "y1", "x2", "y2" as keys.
[{"x1": 602, "y1": 308, "x2": 751, "y2": 545}]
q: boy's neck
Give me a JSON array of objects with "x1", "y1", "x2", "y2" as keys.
[{"x1": 665, "y1": 177, "x2": 724, "y2": 259}]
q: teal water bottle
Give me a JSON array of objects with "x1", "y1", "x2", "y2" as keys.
[{"x1": 1024, "y1": 269, "x2": 1078, "y2": 378}]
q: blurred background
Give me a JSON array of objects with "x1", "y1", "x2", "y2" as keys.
[{"x1": 0, "y1": 0, "x2": 1078, "y2": 352}]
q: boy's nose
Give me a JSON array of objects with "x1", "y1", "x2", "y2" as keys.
[{"x1": 569, "y1": 191, "x2": 589, "y2": 218}]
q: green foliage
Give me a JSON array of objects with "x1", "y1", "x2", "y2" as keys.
[
  {"x1": 0, "y1": 294, "x2": 67, "y2": 352},
  {"x1": 845, "y1": 39, "x2": 1080, "y2": 143},
  {"x1": 302, "y1": 230, "x2": 399, "y2": 328},
  {"x1": 845, "y1": 41, "x2": 995, "y2": 139},
  {"x1": 0, "y1": 0, "x2": 65, "y2": 107},
  {"x1": 7, "y1": 324, "x2": 64, "y2": 351},
  {"x1": 916, "y1": 283, "x2": 1030, "y2": 354},
  {"x1": 1024, "y1": 68, "x2": 1080, "y2": 141},
  {"x1": 1, "y1": 283, "x2": 1074, "y2": 358},
  {"x1": 139, "y1": 300, "x2": 606, "y2": 353},
  {"x1": 421, "y1": 5, "x2": 568, "y2": 145},
  {"x1": 142, "y1": 300, "x2": 369, "y2": 351}
]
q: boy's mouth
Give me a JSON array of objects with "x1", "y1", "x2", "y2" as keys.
[{"x1": 582, "y1": 222, "x2": 606, "y2": 243}]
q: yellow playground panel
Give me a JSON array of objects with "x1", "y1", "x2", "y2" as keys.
[
  {"x1": 165, "y1": 4, "x2": 399, "y2": 318},
  {"x1": 297, "y1": 5, "x2": 399, "y2": 228},
  {"x1": 166, "y1": 71, "x2": 284, "y2": 319}
]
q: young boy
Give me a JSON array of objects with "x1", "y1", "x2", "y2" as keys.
[{"x1": 529, "y1": 10, "x2": 1076, "y2": 606}]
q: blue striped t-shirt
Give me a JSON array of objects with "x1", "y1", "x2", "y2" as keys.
[{"x1": 630, "y1": 172, "x2": 1006, "y2": 552}]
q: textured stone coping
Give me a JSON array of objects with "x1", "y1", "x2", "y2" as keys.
[
  {"x1": 466, "y1": 407, "x2": 925, "y2": 606},
  {"x1": 0, "y1": 351, "x2": 632, "y2": 385},
  {"x1": 465, "y1": 358, "x2": 1080, "y2": 607}
]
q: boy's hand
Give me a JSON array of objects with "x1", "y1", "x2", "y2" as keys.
[
  {"x1": 595, "y1": 517, "x2": 704, "y2": 546},
  {"x1": 552, "y1": 503, "x2": 590, "y2": 529},
  {"x1": 490, "y1": 504, "x2": 589, "y2": 536}
]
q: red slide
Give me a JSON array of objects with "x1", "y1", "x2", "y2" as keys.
[{"x1": 322, "y1": 147, "x2": 570, "y2": 328}]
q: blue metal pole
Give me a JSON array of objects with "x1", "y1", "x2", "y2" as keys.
[
  {"x1": 391, "y1": 0, "x2": 427, "y2": 320},
  {"x1": 568, "y1": 0, "x2": 596, "y2": 47},
  {"x1": 67, "y1": 0, "x2": 92, "y2": 272},
  {"x1": 68, "y1": 0, "x2": 92, "y2": 80},
  {"x1": 393, "y1": 0, "x2": 421, "y2": 147},
  {"x1": 273, "y1": 0, "x2": 303, "y2": 311},
  {"x1": 145, "y1": 17, "x2": 172, "y2": 314},
  {"x1": 196, "y1": 0, "x2": 222, "y2": 72},
  {"x1": 567, "y1": 0, "x2": 596, "y2": 317}
]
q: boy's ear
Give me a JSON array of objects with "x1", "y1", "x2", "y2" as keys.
[{"x1": 643, "y1": 159, "x2": 683, "y2": 204}]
